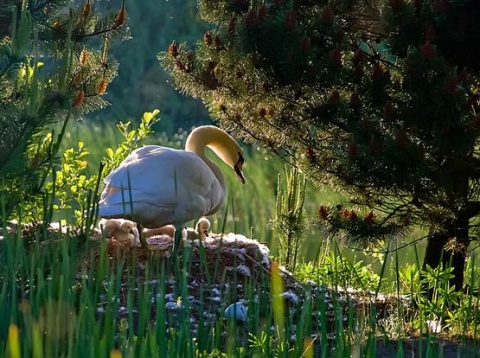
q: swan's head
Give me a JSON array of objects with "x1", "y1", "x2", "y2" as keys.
[
  {"x1": 186, "y1": 125, "x2": 246, "y2": 184},
  {"x1": 213, "y1": 146, "x2": 245, "y2": 184},
  {"x1": 207, "y1": 131, "x2": 246, "y2": 184},
  {"x1": 217, "y1": 148, "x2": 244, "y2": 184}
]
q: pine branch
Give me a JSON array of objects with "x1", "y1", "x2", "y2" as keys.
[{"x1": 0, "y1": 0, "x2": 129, "y2": 221}]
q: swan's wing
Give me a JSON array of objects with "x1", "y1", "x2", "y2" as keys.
[
  {"x1": 103, "y1": 146, "x2": 217, "y2": 201},
  {"x1": 103, "y1": 146, "x2": 177, "y2": 190},
  {"x1": 99, "y1": 145, "x2": 225, "y2": 227}
]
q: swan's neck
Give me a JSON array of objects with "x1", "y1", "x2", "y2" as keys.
[{"x1": 185, "y1": 126, "x2": 227, "y2": 190}]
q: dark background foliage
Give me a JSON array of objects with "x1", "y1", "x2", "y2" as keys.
[{"x1": 92, "y1": 0, "x2": 211, "y2": 134}]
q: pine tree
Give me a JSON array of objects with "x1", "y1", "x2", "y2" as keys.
[
  {"x1": 161, "y1": 0, "x2": 480, "y2": 291},
  {"x1": 0, "y1": 0, "x2": 129, "y2": 221}
]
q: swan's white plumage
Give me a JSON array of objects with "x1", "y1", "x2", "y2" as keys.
[{"x1": 98, "y1": 126, "x2": 244, "y2": 229}]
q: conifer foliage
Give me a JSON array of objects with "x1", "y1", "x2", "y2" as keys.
[
  {"x1": 161, "y1": 0, "x2": 480, "y2": 291},
  {"x1": 0, "y1": 0, "x2": 128, "y2": 221}
]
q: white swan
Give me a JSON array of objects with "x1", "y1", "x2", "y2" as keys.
[{"x1": 98, "y1": 126, "x2": 245, "y2": 230}]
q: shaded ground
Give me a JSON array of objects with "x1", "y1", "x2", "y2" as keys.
[{"x1": 86, "y1": 231, "x2": 480, "y2": 357}]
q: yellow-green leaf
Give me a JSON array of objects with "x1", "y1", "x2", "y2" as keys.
[{"x1": 142, "y1": 111, "x2": 153, "y2": 123}]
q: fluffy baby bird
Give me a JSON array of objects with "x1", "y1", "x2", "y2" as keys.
[
  {"x1": 98, "y1": 218, "x2": 141, "y2": 247},
  {"x1": 190, "y1": 217, "x2": 210, "y2": 241}
]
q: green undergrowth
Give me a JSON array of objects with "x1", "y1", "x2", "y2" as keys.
[{"x1": 1, "y1": 224, "x2": 480, "y2": 357}]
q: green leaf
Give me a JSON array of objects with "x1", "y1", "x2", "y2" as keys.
[{"x1": 142, "y1": 109, "x2": 160, "y2": 124}]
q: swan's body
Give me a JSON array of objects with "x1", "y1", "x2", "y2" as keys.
[
  {"x1": 98, "y1": 218, "x2": 140, "y2": 246},
  {"x1": 98, "y1": 126, "x2": 245, "y2": 230}
]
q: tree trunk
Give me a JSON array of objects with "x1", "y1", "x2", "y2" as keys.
[{"x1": 422, "y1": 217, "x2": 470, "y2": 293}]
